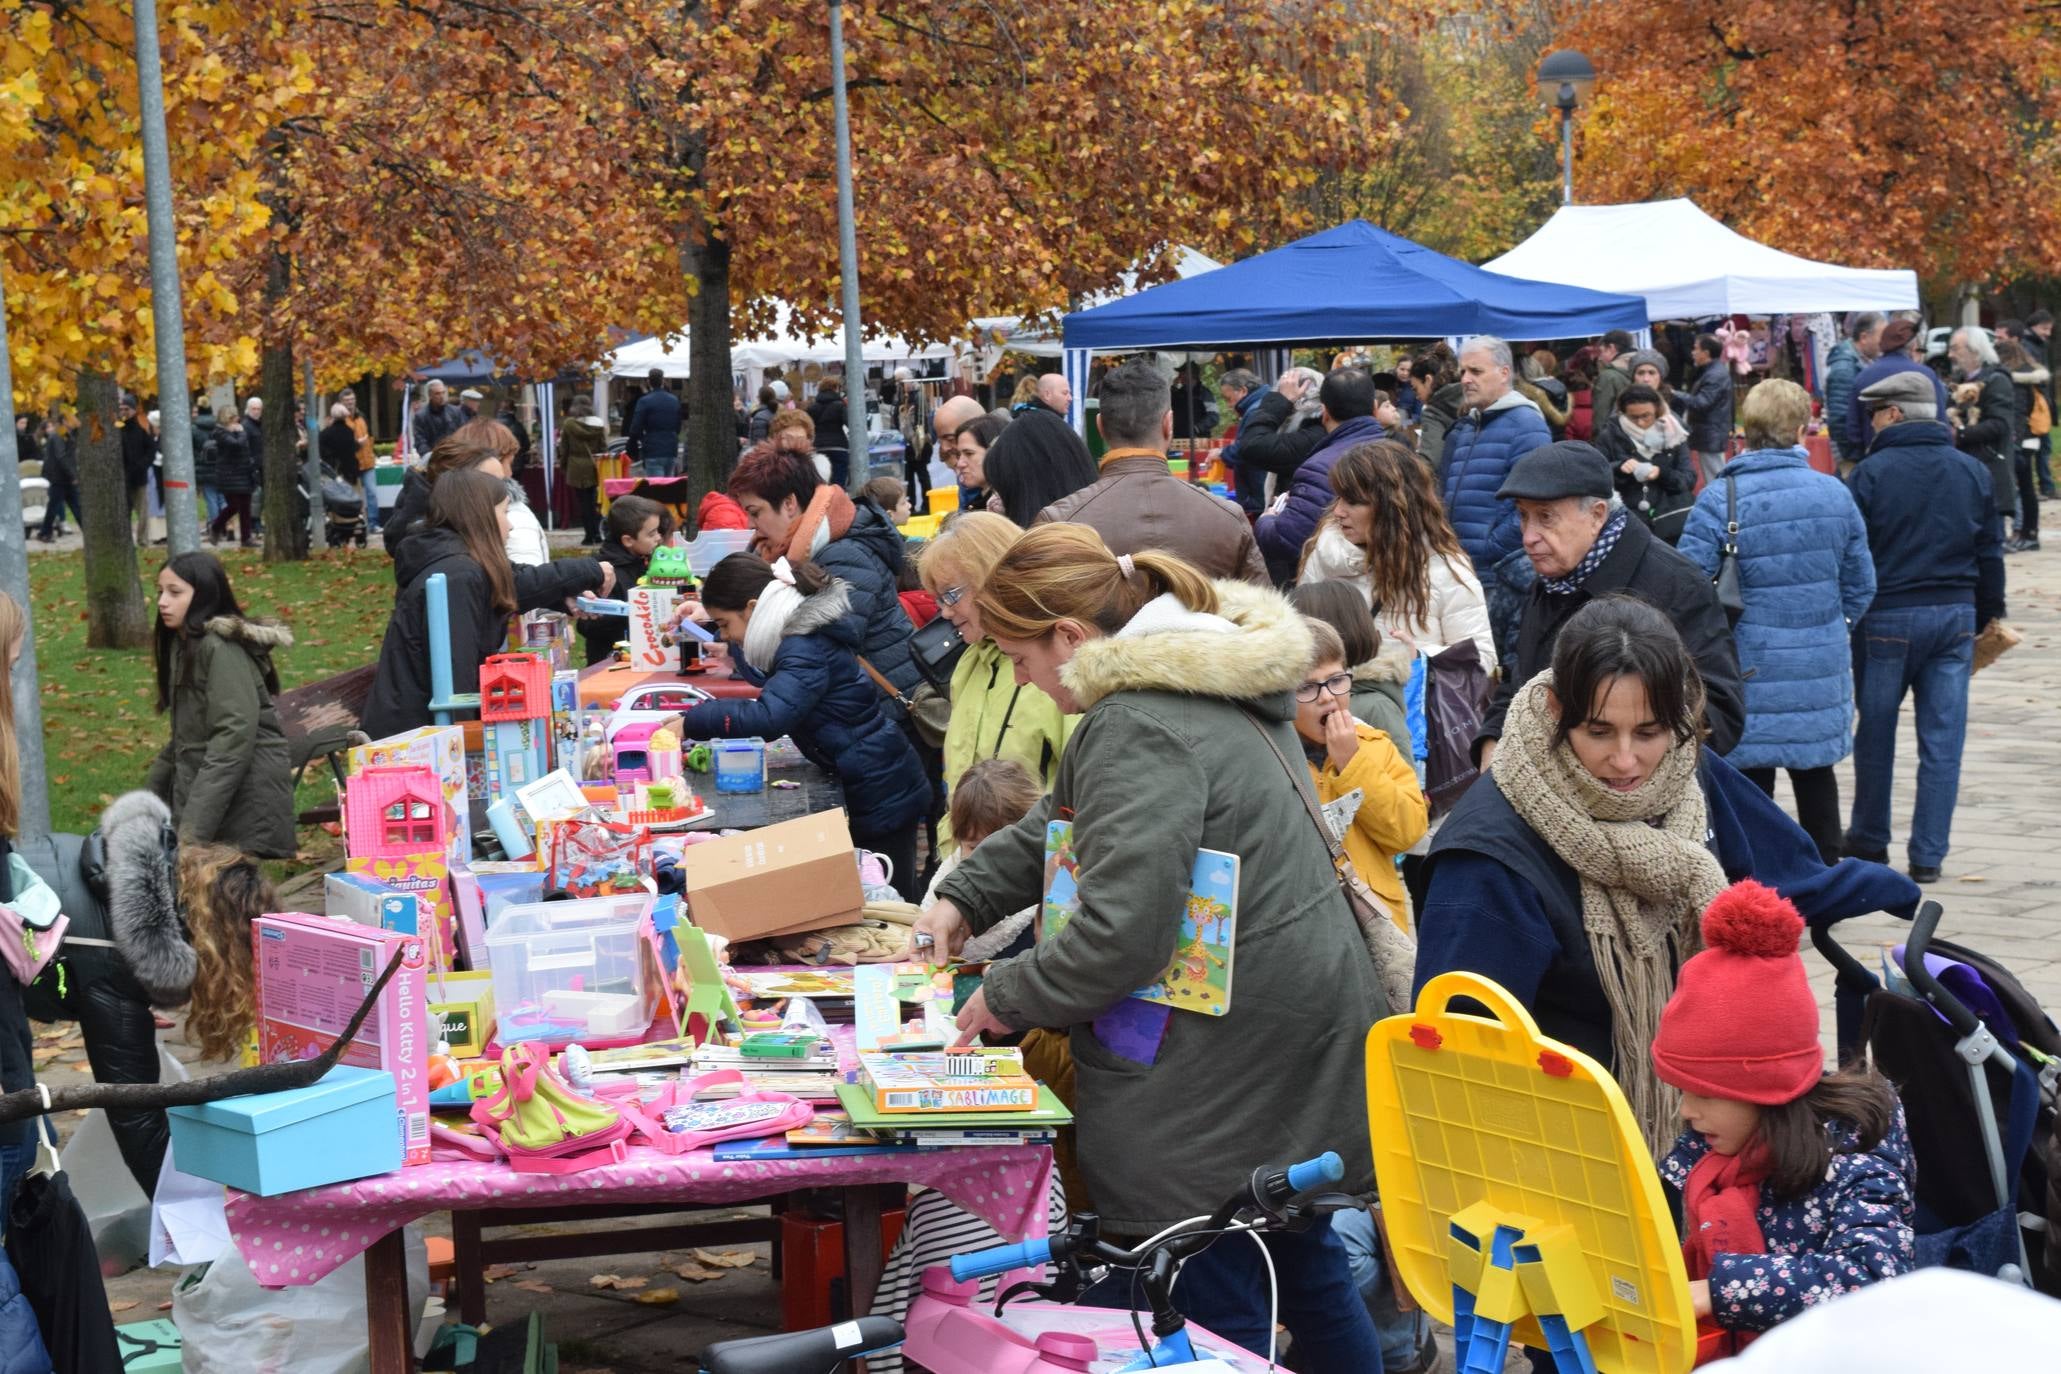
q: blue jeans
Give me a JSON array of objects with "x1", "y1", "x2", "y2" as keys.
[
  {"x1": 1847, "y1": 602, "x2": 1976, "y2": 868},
  {"x1": 200, "y1": 484, "x2": 224, "y2": 524},
  {"x1": 359, "y1": 469, "x2": 382, "y2": 531},
  {"x1": 1333, "y1": 1206, "x2": 1430, "y2": 1370},
  {"x1": 642, "y1": 451, "x2": 678, "y2": 479}
]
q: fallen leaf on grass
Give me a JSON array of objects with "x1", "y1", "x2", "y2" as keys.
[
  {"x1": 633, "y1": 1288, "x2": 680, "y2": 1306},
  {"x1": 589, "y1": 1274, "x2": 648, "y2": 1291},
  {"x1": 109, "y1": 1301, "x2": 137, "y2": 1314},
  {"x1": 690, "y1": 1247, "x2": 756, "y2": 1269},
  {"x1": 512, "y1": 1281, "x2": 554, "y2": 1295}
]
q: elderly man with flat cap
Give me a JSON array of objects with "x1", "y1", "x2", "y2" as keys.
[
  {"x1": 1843, "y1": 370, "x2": 2006, "y2": 883},
  {"x1": 1476, "y1": 440, "x2": 1745, "y2": 766}
]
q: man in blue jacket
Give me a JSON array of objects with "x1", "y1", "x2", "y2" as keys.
[
  {"x1": 1846, "y1": 371, "x2": 2005, "y2": 884},
  {"x1": 1823, "y1": 311, "x2": 1883, "y2": 471},
  {"x1": 1681, "y1": 332, "x2": 1734, "y2": 479},
  {"x1": 1253, "y1": 367, "x2": 1385, "y2": 585},
  {"x1": 627, "y1": 369, "x2": 684, "y2": 478},
  {"x1": 1846, "y1": 316, "x2": 1951, "y2": 456},
  {"x1": 1439, "y1": 336, "x2": 1554, "y2": 663},
  {"x1": 1846, "y1": 368, "x2": 2003, "y2": 881}
]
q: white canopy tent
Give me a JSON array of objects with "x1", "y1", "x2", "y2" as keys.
[
  {"x1": 970, "y1": 246, "x2": 1224, "y2": 364},
  {"x1": 606, "y1": 301, "x2": 956, "y2": 380},
  {"x1": 1484, "y1": 199, "x2": 1920, "y2": 320}
]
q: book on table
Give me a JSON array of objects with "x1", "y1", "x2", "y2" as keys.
[
  {"x1": 835, "y1": 1082, "x2": 1072, "y2": 1133},
  {"x1": 857, "y1": 1048, "x2": 1038, "y2": 1114}
]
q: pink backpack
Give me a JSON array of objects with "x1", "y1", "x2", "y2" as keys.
[{"x1": 618, "y1": 1070, "x2": 813, "y2": 1155}]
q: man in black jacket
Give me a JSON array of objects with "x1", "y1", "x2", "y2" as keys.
[
  {"x1": 1846, "y1": 371, "x2": 2006, "y2": 883},
  {"x1": 36, "y1": 413, "x2": 80, "y2": 543},
  {"x1": 1476, "y1": 442, "x2": 1744, "y2": 764},
  {"x1": 119, "y1": 396, "x2": 156, "y2": 545},
  {"x1": 1681, "y1": 332, "x2": 1734, "y2": 481},
  {"x1": 1226, "y1": 365, "x2": 1327, "y2": 505},
  {"x1": 1947, "y1": 326, "x2": 2019, "y2": 538}
]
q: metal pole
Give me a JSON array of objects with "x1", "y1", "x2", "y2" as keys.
[
  {"x1": 1559, "y1": 99, "x2": 1575, "y2": 206},
  {"x1": 0, "y1": 263, "x2": 55, "y2": 843},
  {"x1": 303, "y1": 356, "x2": 327, "y2": 549},
  {"x1": 828, "y1": 0, "x2": 867, "y2": 494},
  {"x1": 132, "y1": 0, "x2": 200, "y2": 555}
]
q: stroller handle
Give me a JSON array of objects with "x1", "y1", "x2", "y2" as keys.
[{"x1": 1901, "y1": 899, "x2": 1984, "y2": 1039}]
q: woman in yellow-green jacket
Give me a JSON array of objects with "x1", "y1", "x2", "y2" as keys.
[{"x1": 919, "y1": 512, "x2": 1076, "y2": 847}]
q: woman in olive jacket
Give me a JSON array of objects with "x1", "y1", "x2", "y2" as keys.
[{"x1": 146, "y1": 553, "x2": 297, "y2": 858}]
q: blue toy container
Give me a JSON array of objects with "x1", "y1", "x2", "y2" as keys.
[
  {"x1": 712, "y1": 737, "x2": 767, "y2": 793},
  {"x1": 168, "y1": 1065, "x2": 403, "y2": 1196}
]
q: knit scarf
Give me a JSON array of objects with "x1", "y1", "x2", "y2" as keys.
[
  {"x1": 1541, "y1": 507, "x2": 1629, "y2": 596},
  {"x1": 784, "y1": 484, "x2": 857, "y2": 564},
  {"x1": 1618, "y1": 408, "x2": 1688, "y2": 459},
  {"x1": 1492, "y1": 674, "x2": 1727, "y2": 1155},
  {"x1": 1681, "y1": 1139, "x2": 1772, "y2": 1361},
  {"x1": 739, "y1": 560, "x2": 806, "y2": 673}
]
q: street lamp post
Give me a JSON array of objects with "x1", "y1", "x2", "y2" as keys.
[
  {"x1": 1538, "y1": 49, "x2": 1596, "y2": 207},
  {"x1": 828, "y1": 0, "x2": 867, "y2": 494}
]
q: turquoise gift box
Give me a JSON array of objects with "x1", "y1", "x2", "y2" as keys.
[
  {"x1": 167, "y1": 1065, "x2": 403, "y2": 1196},
  {"x1": 114, "y1": 1318, "x2": 181, "y2": 1372}
]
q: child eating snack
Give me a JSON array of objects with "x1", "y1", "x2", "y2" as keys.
[{"x1": 1651, "y1": 880, "x2": 1915, "y2": 1361}]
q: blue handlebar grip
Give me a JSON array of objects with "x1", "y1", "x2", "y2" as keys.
[
  {"x1": 949, "y1": 1236, "x2": 1051, "y2": 1282},
  {"x1": 1285, "y1": 1152, "x2": 1344, "y2": 1195}
]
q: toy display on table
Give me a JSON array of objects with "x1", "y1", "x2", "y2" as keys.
[
  {"x1": 547, "y1": 812, "x2": 653, "y2": 897},
  {"x1": 342, "y1": 763, "x2": 460, "y2": 967},
  {"x1": 710, "y1": 736, "x2": 767, "y2": 793},
  {"x1": 482, "y1": 891, "x2": 658, "y2": 1048},
  {"x1": 347, "y1": 724, "x2": 471, "y2": 864},
  {"x1": 252, "y1": 911, "x2": 434, "y2": 1164},
  {"x1": 426, "y1": 969, "x2": 498, "y2": 1057},
  {"x1": 324, "y1": 872, "x2": 422, "y2": 935},
  {"x1": 477, "y1": 653, "x2": 558, "y2": 798}
]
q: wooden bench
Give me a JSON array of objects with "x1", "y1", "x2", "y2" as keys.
[{"x1": 274, "y1": 664, "x2": 375, "y2": 825}]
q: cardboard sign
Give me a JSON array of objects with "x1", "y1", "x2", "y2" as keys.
[{"x1": 628, "y1": 586, "x2": 677, "y2": 672}]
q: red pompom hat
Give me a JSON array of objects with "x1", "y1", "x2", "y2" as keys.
[{"x1": 1649, "y1": 880, "x2": 1825, "y2": 1105}]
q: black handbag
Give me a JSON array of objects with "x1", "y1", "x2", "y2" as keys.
[
  {"x1": 908, "y1": 613, "x2": 967, "y2": 692},
  {"x1": 1712, "y1": 473, "x2": 1745, "y2": 624}
]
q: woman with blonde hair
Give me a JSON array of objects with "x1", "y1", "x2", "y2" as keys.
[
  {"x1": 910, "y1": 526, "x2": 1387, "y2": 1368},
  {"x1": 918, "y1": 512, "x2": 1074, "y2": 846},
  {"x1": 1299, "y1": 438, "x2": 1496, "y2": 669},
  {"x1": 180, "y1": 845, "x2": 278, "y2": 1066},
  {"x1": 453, "y1": 416, "x2": 550, "y2": 566}
]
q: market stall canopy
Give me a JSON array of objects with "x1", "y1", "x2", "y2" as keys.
[
  {"x1": 1484, "y1": 199, "x2": 1920, "y2": 319},
  {"x1": 1059, "y1": 219, "x2": 1648, "y2": 351},
  {"x1": 973, "y1": 246, "x2": 1224, "y2": 359},
  {"x1": 607, "y1": 303, "x2": 955, "y2": 380}
]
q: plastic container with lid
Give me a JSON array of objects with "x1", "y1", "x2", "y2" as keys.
[
  {"x1": 711, "y1": 737, "x2": 767, "y2": 793},
  {"x1": 481, "y1": 892, "x2": 656, "y2": 1046}
]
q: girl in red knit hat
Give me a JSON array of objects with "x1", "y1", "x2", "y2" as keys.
[{"x1": 1650, "y1": 879, "x2": 1916, "y2": 1362}]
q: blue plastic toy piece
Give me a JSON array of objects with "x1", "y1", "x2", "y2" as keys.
[
  {"x1": 1534, "y1": 1315, "x2": 1599, "y2": 1374},
  {"x1": 1115, "y1": 1325, "x2": 1199, "y2": 1370}
]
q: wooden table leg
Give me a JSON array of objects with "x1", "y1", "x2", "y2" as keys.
[
  {"x1": 451, "y1": 1210, "x2": 487, "y2": 1326},
  {"x1": 841, "y1": 1187, "x2": 885, "y2": 1374},
  {"x1": 365, "y1": 1227, "x2": 414, "y2": 1374}
]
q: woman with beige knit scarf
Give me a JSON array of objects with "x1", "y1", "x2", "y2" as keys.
[{"x1": 1413, "y1": 596, "x2": 1919, "y2": 1155}]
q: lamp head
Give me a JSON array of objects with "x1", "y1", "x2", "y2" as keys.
[{"x1": 1539, "y1": 49, "x2": 1596, "y2": 110}]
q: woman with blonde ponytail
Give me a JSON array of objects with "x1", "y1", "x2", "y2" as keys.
[{"x1": 909, "y1": 524, "x2": 1388, "y2": 1368}]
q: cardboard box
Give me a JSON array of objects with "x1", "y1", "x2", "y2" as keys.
[
  {"x1": 626, "y1": 586, "x2": 678, "y2": 673},
  {"x1": 253, "y1": 912, "x2": 431, "y2": 1164},
  {"x1": 427, "y1": 970, "x2": 498, "y2": 1057},
  {"x1": 346, "y1": 850, "x2": 454, "y2": 972},
  {"x1": 349, "y1": 725, "x2": 471, "y2": 864},
  {"x1": 680, "y1": 808, "x2": 862, "y2": 943},
  {"x1": 324, "y1": 871, "x2": 422, "y2": 936},
  {"x1": 114, "y1": 1319, "x2": 183, "y2": 1373},
  {"x1": 168, "y1": 1065, "x2": 404, "y2": 1196}
]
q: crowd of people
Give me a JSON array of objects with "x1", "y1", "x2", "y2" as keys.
[{"x1": 1, "y1": 311, "x2": 2048, "y2": 1370}]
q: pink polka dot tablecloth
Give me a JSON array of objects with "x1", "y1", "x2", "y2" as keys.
[{"x1": 226, "y1": 1143, "x2": 1053, "y2": 1288}]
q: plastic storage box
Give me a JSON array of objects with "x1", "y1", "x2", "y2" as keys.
[
  {"x1": 711, "y1": 737, "x2": 767, "y2": 793},
  {"x1": 482, "y1": 892, "x2": 656, "y2": 1045},
  {"x1": 167, "y1": 1065, "x2": 403, "y2": 1196}
]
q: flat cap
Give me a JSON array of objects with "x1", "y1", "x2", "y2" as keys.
[
  {"x1": 459, "y1": 388, "x2": 485, "y2": 401},
  {"x1": 1857, "y1": 370, "x2": 1934, "y2": 411},
  {"x1": 1497, "y1": 440, "x2": 1614, "y2": 502}
]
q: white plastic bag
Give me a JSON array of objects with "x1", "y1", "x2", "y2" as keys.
[
  {"x1": 63, "y1": 1045, "x2": 189, "y2": 1274},
  {"x1": 173, "y1": 1227, "x2": 429, "y2": 1374}
]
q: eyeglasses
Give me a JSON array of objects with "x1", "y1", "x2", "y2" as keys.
[
  {"x1": 938, "y1": 585, "x2": 968, "y2": 608},
  {"x1": 1294, "y1": 672, "x2": 1353, "y2": 703}
]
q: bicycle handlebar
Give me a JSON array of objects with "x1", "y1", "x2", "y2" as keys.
[
  {"x1": 1284, "y1": 1151, "x2": 1343, "y2": 1197},
  {"x1": 949, "y1": 1236, "x2": 1053, "y2": 1283}
]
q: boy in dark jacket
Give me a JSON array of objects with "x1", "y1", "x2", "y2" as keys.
[
  {"x1": 1253, "y1": 367, "x2": 1385, "y2": 585},
  {"x1": 581, "y1": 495, "x2": 665, "y2": 666}
]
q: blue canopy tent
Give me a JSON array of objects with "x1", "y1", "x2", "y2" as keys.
[{"x1": 1056, "y1": 219, "x2": 1651, "y2": 429}]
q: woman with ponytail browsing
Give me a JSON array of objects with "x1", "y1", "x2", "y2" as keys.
[
  {"x1": 907, "y1": 526, "x2": 1388, "y2": 1369},
  {"x1": 673, "y1": 555, "x2": 929, "y2": 898},
  {"x1": 1412, "y1": 596, "x2": 1919, "y2": 1155}
]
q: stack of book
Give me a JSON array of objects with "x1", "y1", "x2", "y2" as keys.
[
  {"x1": 579, "y1": 1034, "x2": 853, "y2": 1102},
  {"x1": 830, "y1": 1047, "x2": 1072, "y2": 1148}
]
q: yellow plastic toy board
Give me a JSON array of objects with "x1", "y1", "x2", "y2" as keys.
[{"x1": 1365, "y1": 972, "x2": 1695, "y2": 1374}]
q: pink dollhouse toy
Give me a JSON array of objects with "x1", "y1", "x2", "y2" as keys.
[
  {"x1": 479, "y1": 653, "x2": 553, "y2": 724},
  {"x1": 345, "y1": 766, "x2": 450, "y2": 860}
]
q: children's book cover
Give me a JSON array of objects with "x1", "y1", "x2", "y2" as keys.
[{"x1": 1043, "y1": 820, "x2": 1239, "y2": 1016}]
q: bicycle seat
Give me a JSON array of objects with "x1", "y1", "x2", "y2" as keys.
[{"x1": 702, "y1": 1316, "x2": 903, "y2": 1374}]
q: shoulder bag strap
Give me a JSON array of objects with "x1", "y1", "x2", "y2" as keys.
[
  {"x1": 1239, "y1": 708, "x2": 1348, "y2": 866},
  {"x1": 855, "y1": 655, "x2": 913, "y2": 710},
  {"x1": 1723, "y1": 473, "x2": 1739, "y2": 555},
  {"x1": 990, "y1": 684, "x2": 1023, "y2": 759}
]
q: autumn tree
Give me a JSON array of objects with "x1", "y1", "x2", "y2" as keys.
[{"x1": 1558, "y1": 0, "x2": 2061, "y2": 290}]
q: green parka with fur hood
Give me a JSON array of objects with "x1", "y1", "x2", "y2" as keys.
[
  {"x1": 146, "y1": 615, "x2": 297, "y2": 858},
  {"x1": 936, "y1": 580, "x2": 1386, "y2": 1235}
]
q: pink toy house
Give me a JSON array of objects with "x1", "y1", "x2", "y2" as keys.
[
  {"x1": 479, "y1": 654, "x2": 553, "y2": 724},
  {"x1": 345, "y1": 766, "x2": 449, "y2": 860}
]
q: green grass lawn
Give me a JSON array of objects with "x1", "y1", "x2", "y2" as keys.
[{"x1": 27, "y1": 545, "x2": 395, "y2": 836}]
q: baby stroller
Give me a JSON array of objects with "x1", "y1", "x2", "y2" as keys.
[
  {"x1": 318, "y1": 464, "x2": 367, "y2": 547},
  {"x1": 1815, "y1": 900, "x2": 2059, "y2": 1295}
]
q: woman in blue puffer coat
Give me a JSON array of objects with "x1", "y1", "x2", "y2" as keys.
[
  {"x1": 676, "y1": 554, "x2": 930, "y2": 899},
  {"x1": 1678, "y1": 380, "x2": 1874, "y2": 863}
]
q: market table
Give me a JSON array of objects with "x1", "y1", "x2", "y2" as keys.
[
  {"x1": 576, "y1": 658, "x2": 759, "y2": 706},
  {"x1": 227, "y1": 1143, "x2": 1054, "y2": 1374}
]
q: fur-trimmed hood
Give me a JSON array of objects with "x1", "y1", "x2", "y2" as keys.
[
  {"x1": 1061, "y1": 580, "x2": 1312, "y2": 712},
  {"x1": 782, "y1": 580, "x2": 855, "y2": 644},
  {"x1": 99, "y1": 790, "x2": 193, "y2": 1006},
  {"x1": 1351, "y1": 639, "x2": 1415, "y2": 685},
  {"x1": 203, "y1": 615, "x2": 293, "y2": 651}
]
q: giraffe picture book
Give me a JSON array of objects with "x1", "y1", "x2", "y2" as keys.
[{"x1": 1042, "y1": 819, "x2": 1239, "y2": 1016}]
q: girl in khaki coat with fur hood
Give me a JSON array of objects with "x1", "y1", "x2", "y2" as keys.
[
  {"x1": 146, "y1": 553, "x2": 297, "y2": 859},
  {"x1": 911, "y1": 525, "x2": 1391, "y2": 1369}
]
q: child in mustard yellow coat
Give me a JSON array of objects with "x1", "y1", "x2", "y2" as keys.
[{"x1": 1296, "y1": 618, "x2": 1427, "y2": 930}]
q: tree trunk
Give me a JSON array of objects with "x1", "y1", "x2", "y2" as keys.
[
  {"x1": 261, "y1": 249, "x2": 307, "y2": 561},
  {"x1": 75, "y1": 369, "x2": 150, "y2": 649},
  {"x1": 685, "y1": 225, "x2": 735, "y2": 535}
]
